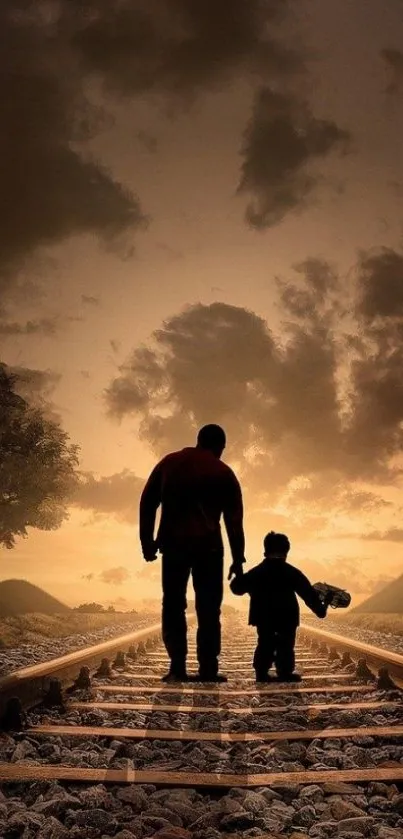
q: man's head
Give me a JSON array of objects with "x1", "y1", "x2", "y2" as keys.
[
  {"x1": 197, "y1": 424, "x2": 226, "y2": 458},
  {"x1": 263, "y1": 530, "x2": 290, "y2": 560}
]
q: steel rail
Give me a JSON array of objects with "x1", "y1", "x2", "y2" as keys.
[
  {"x1": 0, "y1": 618, "x2": 195, "y2": 718},
  {"x1": 299, "y1": 623, "x2": 403, "y2": 686}
]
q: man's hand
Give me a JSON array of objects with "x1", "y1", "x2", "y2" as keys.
[
  {"x1": 142, "y1": 541, "x2": 159, "y2": 562},
  {"x1": 228, "y1": 561, "x2": 245, "y2": 581}
]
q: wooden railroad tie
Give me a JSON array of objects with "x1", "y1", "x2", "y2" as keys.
[
  {"x1": 69, "y1": 699, "x2": 400, "y2": 716},
  {"x1": 99, "y1": 683, "x2": 376, "y2": 697},
  {"x1": 115, "y1": 672, "x2": 354, "y2": 682},
  {"x1": 0, "y1": 765, "x2": 403, "y2": 788},
  {"x1": 28, "y1": 723, "x2": 403, "y2": 743}
]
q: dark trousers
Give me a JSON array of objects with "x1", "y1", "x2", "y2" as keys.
[
  {"x1": 161, "y1": 549, "x2": 224, "y2": 675},
  {"x1": 253, "y1": 624, "x2": 297, "y2": 677}
]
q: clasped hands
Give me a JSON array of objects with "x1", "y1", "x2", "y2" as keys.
[{"x1": 143, "y1": 542, "x2": 245, "y2": 581}]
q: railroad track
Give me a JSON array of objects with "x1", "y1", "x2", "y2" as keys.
[{"x1": 0, "y1": 616, "x2": 403, "y2": 802}]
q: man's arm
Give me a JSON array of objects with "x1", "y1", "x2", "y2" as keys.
[
  {"x1": 293, "y1": 569, "x2": 328, "y2": 618},
  {"x1": 139, "y1": 461, "x2": 163, "y2": 560},
  {"x1": 222, "y1": 470, "x2": 246, "y2": 579}
]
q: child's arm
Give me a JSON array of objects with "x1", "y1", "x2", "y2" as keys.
[{"x1": 293, "y1": 569, "x2": 328, "y2": 618}]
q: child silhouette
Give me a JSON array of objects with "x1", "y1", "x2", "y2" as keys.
[{"x1": 230, "y1": 531, "x2": 332, "y2": 682}]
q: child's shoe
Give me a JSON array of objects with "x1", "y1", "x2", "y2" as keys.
[{"x1": 276, "y1": 672, "x2": 301, "y2": 682}]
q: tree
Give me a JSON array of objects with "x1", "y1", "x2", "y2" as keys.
[
  {"x1": 0, "y1": 363, "x2": 80, "y2": 548},
  {"x1": 74, "y1": 603, "x2": 105, "y2": 613},
  {"x1": 107, "y1": 605, "x2": 116, "y2": 613}
]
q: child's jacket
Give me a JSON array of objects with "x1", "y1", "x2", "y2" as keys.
[{"x1": 230, "y1": 558, "x2": 327, "y2": 628}]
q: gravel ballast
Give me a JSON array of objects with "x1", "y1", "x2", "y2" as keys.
[{"x1": 0, "y1": 614, "x2": 159, "y2": 677}]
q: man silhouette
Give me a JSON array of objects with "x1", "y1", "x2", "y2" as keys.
[{"x1": 139, "y1": 424, "x2": 246, "y2": 682}]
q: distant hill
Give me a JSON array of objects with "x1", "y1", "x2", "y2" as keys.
[
  {"x1": 353, "y1": 573, "x2": 403, "y2": 614},
  {"x1": 0, "y1": 579, "x2": 70, "y2": 616}
]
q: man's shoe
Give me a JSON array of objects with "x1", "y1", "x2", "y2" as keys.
[
  {"x1": 276, "y1": 672, "x2": 301, "y2": 683},
  {"x1": 161, "y1": 671, "x2": 188, "y2": 682},
  {"x1": 161, "y1": 663, "x2": 188, "y2": 682},
  {"x1": 255, "y1": 672, "x2": 272, "y2": 683},
  {"x1": 195, "y1": 672, "x2": 228, "y2": 683}
]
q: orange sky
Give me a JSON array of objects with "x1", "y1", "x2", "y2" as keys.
[{"x1": 1, "y1": 1, "x2": 403, "y2": 608}]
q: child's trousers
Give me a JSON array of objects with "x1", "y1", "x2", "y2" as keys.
[{"x1": 253, "y1": 624, "x2": 297, "y2": 677}]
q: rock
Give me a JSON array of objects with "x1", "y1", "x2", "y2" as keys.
[
  {"x1": 116, "y1": 787, "x2": 148, "y2": 812},
  {"x1": 144, "y1": 806, "x2": 183, "y2": 827},
  {"x1": 161, "y1": 801, "x2": 200, "y2": 826},
  {"x1": 36, "y1": 816, "x2": 69, "y2": 839},
  {"x1": 299, "y1": 785, "x2": 324, "y2": 804},
  {"x1": 250, "y1": 788, "x2": 281, "y2": 803},
  {"x1": 393, "y1": 795, "x2": 403, "y2": 815},
  {"x1": 377, "y1": 828, "x2": 403, "y2": 839},
  {"x1": 336, "y1": 833, "x2": 368, "y2": 839},
  {"x1": 216, "y1": 797, "x2": 244, "y2": 817},
  {"x1": 331, "y1": 800, "x2": 367, "y2": 821},
  {"x1": 191, "y1": 829, "x2": 221, "y2": 839},
  {"x1": 368, "y1": 795, "x2": 393, "y2": 812},
  {"x1": 292, "y1": 804, "x2": 317, "y2": 828},
  {"x1": 271, "y1": 783, "x2": 300, "y2": 802},
  {"x1": 368, "y1": 782, "x2": 390, "y2": 797},
  {"x1": 220, "y1": 811, "x2": 255, "y2": 830},
  {"x1": 253, "y1": 817, "x2": 282, "y2": 834},
  {"x1": 32, "y1": 795, "x2": 81, "y2": 818},
  {"x1": 78, "y1": 784, "x2": 113, "y2": 808},
  {"x1": 5, "y1": 812, "x2": 44, "y2": 839},
  {"x1": 11, "y1": 741, "x2": 37, "y2": 762},
  {"x1": 242, "y1": 791, "x2": 270, "y2": 814},
  {"x1": 190, "y1": 812, "x2": 222, "y2": 832},
  {"x1": 113, "y1": 832, "x2": 138, "y2": 839},
  {"x1": 310, "y1": 821, "x2": 337, "y2": 838},
  {"x1": 66, "y1": 807, "x2": 118, "y2": 833},
  {"x1": 336, "y1": 816, "x2": 374, "y2": 835},
  {"x1": 150, "y1": 829, "x2": 192, "y2": 839},
  {"x1": 142, "y1": 816, "x2": 179, "y2": 834}
]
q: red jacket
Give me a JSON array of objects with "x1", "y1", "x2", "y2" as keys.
[{"x1": 139, "y1": 446, "x2": 245, "y2": 560}]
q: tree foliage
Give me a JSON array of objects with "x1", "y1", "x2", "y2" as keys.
[
  {"x1": 0, "y1": 363, "x2": 80, "y2": 548},
  {"x1": 74, "y1": 602, "x2": 105, "y2": 613}
]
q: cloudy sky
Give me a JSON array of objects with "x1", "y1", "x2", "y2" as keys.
[{"x1": 1, "y1": 0, "x2": 403, "y2": 608}]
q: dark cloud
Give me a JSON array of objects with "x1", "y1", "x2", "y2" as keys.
[
  {"x1": 67, "y1": 0, "x2": 300, "y2": 102},
  {"x1": 137, "y1": 131, "x2": 158, "y2": 154},
  {"x1": 63, "y1": 1, "x2": 319, "y2": 229},
  {"x1": 81, "y1": 294, "x2": 100, "y2": 306},
  {"x1": 238, "y1": 88, "x2": 350, "y2": 228},
  {"x1": 7, "y1": 364, "x2": 62, "y2": 421},
  {"x1": 99, "y1": 566, "x2": 131, "y2": 585},
  {"x1": 382, "y1": 48, "x2": 403, "y2": 94},
  {"x1": 0, "y1": 317, "x2": 58, "y2": 337},
  {"x1": 298, "y1": 556, "x2": 394, "y2": 600},
  {"x1": 104, "y1": 246, "x2": 403, "y2": 506},
  {"x1": 72, "y1": 469, "x2": 144, "y2": 524},
  {"x1": 341, "y1": 249, "x2": 403, "y2": 480},
  {"x1": 355, "y1": 249, "x2": 403, "y2": 322},
  {"x1": 104, "y1": 293, "x2": 344, "y2": 498},
  {"x1": 0, "y1": 3, "x2": 146, "y2": 300},
  {"x1": 286, "y1": 478, "x2": 391, "y2": 520},
  {"x1": 360, "y1": 528, "x2": 403, "y2": 543}
]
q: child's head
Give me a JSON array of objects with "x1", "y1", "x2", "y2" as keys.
[{"x1": 263, "y1": 530, "x2": 290, "y2": 560}]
